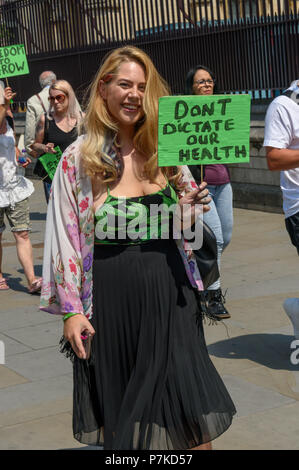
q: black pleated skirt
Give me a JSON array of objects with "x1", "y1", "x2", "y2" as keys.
[{"x1": 72, "y1": 239, "x2": 236, "y2": 450}]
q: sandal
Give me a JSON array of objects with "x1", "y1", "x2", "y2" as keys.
[
  {"x1": 0, "y1": 278, "x2": 10, "y2": 290},
  {"x1": 28, "y1": 277, "x2": 42, "y2": 295}
]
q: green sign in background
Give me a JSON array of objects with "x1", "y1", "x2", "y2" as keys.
[
  {"x1": 39, "y1": 146, "x2": 62, "y2": 180},
  {"x1": 0, "y1": 44, "x2": 29, "y2": 78},
  {"x1": 158, "y1": 94, "x2": 251, "y2": 167}
]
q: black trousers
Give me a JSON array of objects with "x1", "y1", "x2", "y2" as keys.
[{"x1": 285, "y1": 211, "x2": 299, "y2": 255}]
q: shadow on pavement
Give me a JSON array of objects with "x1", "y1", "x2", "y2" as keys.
[
  {"x1": 2, "y1": 273, "x2": 27, "y2": 293},
  {"x1": 208, "y1": 333, "x2": 299, "y2": 371},
  {"x1": 30, "y1": 212, "x2": 46, "y2": 221},
  {"x1": 18, "y1": 265, "x2": 43, "y2": 278},
  {"x1": 2, "y1": 265, "x2": 43, "y2": 292}
]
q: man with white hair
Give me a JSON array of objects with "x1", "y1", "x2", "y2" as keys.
[
  {"x1": 264, "y1": 79, "x2": 299, "y2": 339},
  {"x1": 24, "y1": 70, "x2": 57, "y2": 156}
]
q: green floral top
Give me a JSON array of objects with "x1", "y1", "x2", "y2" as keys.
[{"x1": 94, "y1": 184, "x2": 179, "y2": 245}]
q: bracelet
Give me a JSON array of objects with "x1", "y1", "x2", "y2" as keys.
[{"x1": 63, "y1": 312, "x2": 80, "y2": 322}]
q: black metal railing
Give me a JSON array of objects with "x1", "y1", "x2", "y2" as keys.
[
  {"x1": 1, "y1": 0, "x2": 297, "y2": 50},
  {"x1": 0, "y1": 0, "x2": 298, "y2": 101}
]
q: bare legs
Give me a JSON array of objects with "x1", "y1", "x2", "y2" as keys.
[
  {"x1": 13, "y1": 230, "x2": 37, "y2": 287},
  {"x1": 0, "y1": 230, "x2": 39, "y2": 289}
]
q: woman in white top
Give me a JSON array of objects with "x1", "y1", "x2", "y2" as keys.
[{"x1": 0, "y1": 86, "x2": 42, "y2": 293}]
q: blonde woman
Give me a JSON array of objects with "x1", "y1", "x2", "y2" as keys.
[
  {"x1": 32, "y1": 80, "x2": 82, "y2": 202},
  {"x1": 40, "y1": 46, "x2": 235, "y2": 450}
]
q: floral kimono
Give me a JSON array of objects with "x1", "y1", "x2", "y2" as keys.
[{"x1": 40, "y1": 135, "x2": 204, "y2": 320}]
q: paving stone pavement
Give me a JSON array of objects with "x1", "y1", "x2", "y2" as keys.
[{"x1": 0, "y1": 179, "x2": 299, "y2": 450}]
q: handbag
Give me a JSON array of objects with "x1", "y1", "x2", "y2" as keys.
[
  {"x1": 193, "y1": 220, "x2": 219, "y2": 290},
  {"x1": 33, "y1": 158, "x2": 52, "y2": 184}
]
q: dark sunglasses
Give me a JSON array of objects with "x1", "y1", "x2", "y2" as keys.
[{"x1": 48, "y1": 94, "x2": 66, "y2": 104}]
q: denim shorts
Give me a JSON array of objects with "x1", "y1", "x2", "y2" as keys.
[{"x1": 0, "y1": 198, "x2": 31, "y2": 233}]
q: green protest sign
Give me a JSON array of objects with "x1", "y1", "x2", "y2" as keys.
[
  {"x1": 39, "y1": 146, "x2": 62, "y2": 180},
  {"x1": 158, "y1": 94, "x2": 251, "y2": 166},
  {"x1": 0, "y1": 44, "x2": 29, "y2": 78}
]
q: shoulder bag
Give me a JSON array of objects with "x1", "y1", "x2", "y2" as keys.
[{"x1": 193, "y1": 220, "x2": 219, "y2": 289}]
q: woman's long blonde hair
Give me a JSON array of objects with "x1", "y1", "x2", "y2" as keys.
[
  {"x1": 48, "y1": 79, "x2": 81, "y2": 123},
  {"x1": 80, "y1": 46, "x2": 183, "y2": 190}
]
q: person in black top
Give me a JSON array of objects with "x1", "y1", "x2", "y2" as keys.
[{"x1": 32, "y1": 80, "x2": 82, "y2": 202}]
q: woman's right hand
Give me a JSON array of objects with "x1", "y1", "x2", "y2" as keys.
[
  {"x1": 176, "y1": 182, "x2": 211, "y2": 231},
  {"x1": 44, "y1": 142, "x2": 56, "y2": 154},
  {"x1": 63, "y1": 314, "x2": 95, "y2": 359}
]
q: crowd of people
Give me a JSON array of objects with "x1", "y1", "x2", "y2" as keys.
[
  {"x1": 0, "y1": 84, "x2": 42, "y2": 293},
  {"x1": 0, "y1": 45, "x2": 298, "y2": 450},
  {"x1": 0, "y1": 72, "x2": 83, "y2": 290}
]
